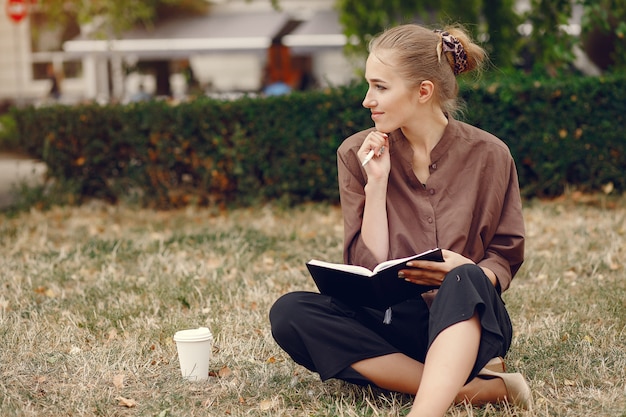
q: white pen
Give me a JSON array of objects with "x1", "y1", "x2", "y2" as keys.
[
  {"x1": 361, "y1": 149, "x2": 375, "y2": 167},
  {"x1": 361, "y1": 145, "x2": 385, "y2": 167}
]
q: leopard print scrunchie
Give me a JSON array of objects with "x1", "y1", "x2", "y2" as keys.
[{"x1": 433, "y1": 29, "x2": 468, "y2": 76}]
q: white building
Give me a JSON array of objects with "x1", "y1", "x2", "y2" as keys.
[
  {"x1": 0, "y1": 0, "x2": 360, "y2": 106},
  {"x1": 1, "y1": 3, "x2": 53, "y2": 105}
]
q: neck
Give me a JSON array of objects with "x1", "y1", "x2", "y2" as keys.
[{"x1": 402, "y1": 109, "x2": 449, "y2": 154}]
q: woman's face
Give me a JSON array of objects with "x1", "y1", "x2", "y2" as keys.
[{"x1": 362, "y1": 51, "x2": 420, "y2": 133}]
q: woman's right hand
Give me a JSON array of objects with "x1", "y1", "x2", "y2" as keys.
[
  {"x1": 359, "y1": 131, "x2": 390, "y2": 180},
  {"x1": 359, "y1": 130, "x2": 391, "y2": 263}
]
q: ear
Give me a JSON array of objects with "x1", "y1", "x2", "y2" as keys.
[{"x1": 417, "y1": 80, "x2": 435, "y2": 103}]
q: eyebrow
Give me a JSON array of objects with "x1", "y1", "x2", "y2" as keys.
[{"x1": 366, "y1": 77, "x2": 388, "y2": 84}]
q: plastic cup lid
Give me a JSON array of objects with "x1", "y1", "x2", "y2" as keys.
[{"x1": 173, "y1": 327, "x2": 213, "y2": 342}]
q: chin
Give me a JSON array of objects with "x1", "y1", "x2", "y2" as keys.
[
  {"x1": 374, "y1": 123, "x2": 395, "y2": 133},
  {"x1": 373, "y1": 121, "x2": 386, "y2": 130}
]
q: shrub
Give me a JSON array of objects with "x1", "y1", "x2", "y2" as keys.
[
  {"x1": 462, "y1": 72, "x2": 626, "y2": 196},
  {"x1": 8, "y1": 74, "x2": 625, "y2": 208}
]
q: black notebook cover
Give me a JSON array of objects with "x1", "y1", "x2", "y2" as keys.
[{"x1": 306, "y1": 248, "x2": 443, "y2": 310}]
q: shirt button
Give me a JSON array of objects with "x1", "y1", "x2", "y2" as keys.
[
  {"x1": 431, "y1": 163, "x2": 437, "y2": 170},
  {"x1": 429, "y1": 188, "x2": 435, "y2": 195},
  {"x1": 427, "y1": 217, "x2": 433, "y2": 224}
]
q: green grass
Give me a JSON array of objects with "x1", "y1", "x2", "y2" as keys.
[{"x1": 1, "y1": 195, "x2": 625, "y2": 416}]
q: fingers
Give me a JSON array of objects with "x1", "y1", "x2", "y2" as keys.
[
  {"x1": 398, "y1": 267, "x2": 444, "y2": 287},
  {"x1": 368, "y1": 130, "x2": 388, "y2": 140},
  {"x1": 359, "y1": 131, "x2": 389, "y2": 166},
  {"x1": 367, "y1": 131, "x2": 388, "y2": 150},
  {"x1": 399, "y1": 250, "x2": 476, "y2": 286},
  {"x1": 406, "y1": 260, "x2": 447, "y2": 270}
]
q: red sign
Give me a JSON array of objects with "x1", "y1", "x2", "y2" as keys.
[{"x1": 6, "y1": 0, "x2": 28, "y2": 23}]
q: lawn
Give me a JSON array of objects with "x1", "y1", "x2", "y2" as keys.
[{"x1": 0, "y1": 194, "x2": 624, "y2": 416}]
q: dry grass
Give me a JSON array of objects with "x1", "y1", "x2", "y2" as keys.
[{"x1": 0, "y1": 194, "x2": 625, "y2": 416}]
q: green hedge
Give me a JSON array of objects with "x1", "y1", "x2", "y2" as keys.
[
  {"x1": 462, "y1": 73, "x2": 626, "y2": 197},
  {"x1": 11, "y1": 87, "x2": 369, "y2": 208},
  {"x1": 9, "y1": 73, "x2": 626, "y2": 208}
]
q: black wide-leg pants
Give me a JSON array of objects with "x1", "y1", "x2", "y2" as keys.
[{"x1": 269, "y1": 264, "x2": 512, "y2": 386}]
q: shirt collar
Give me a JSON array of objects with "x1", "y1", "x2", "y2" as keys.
[{"x1": 389, "y1": 116, "x2": 459, "y2": 164}]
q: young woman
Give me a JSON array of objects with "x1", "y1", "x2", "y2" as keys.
[{"x1": 270, "y1": 23, "x2": 532, "y2": 416}]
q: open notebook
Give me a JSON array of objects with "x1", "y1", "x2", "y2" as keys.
[{"x1": 306, "y1": 248, "x2": 443, "y2": 309}]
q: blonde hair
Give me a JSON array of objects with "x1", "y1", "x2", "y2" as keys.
[{"x1": 368, "y1": 24, "x2": 486, "y2": 117}]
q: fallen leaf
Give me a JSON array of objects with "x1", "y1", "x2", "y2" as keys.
[
  {"x1": 563, "y1": 270, "x2": 577, "y2": 280},
  {"x1": 266, "y1": 356, "x2": 276, "y2": 364},
  {"x1": 218, "y1": 366, "x2": 232, "y2": 378},
  {"x1": 107, "y1": 328, "x2": 118, "y2": 342},
  {"x1": 564, "y1": 379, "x2": 576, "y2": 386},
  {"x1": 116, "y1": 396, "x2": 137, "y2": 408},
  {"x1": 113, "y1": 374, "x2": 124, "y2": 389},
  {"x1": 606, "y1": 254, "x2": 619, "y2": 271},
  {"x1": 0, "y1": 296, "x2": 9, "y2": 311},
  {"x1": 259, "y1": 399, "x2": 276, "y2": 411}
]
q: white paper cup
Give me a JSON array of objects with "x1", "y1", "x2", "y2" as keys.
[{"x1": 173, "y1": 327, "x2": 213, "y2": 381}]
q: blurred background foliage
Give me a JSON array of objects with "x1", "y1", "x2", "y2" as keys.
[
  {"x1": 579, "y1": 0, "x2": 626, "y2": 71},
  {"x1": 34, "y1": 0, "x2": 210, "y2": 37},
  {"x1": 337, "y1": 0, "x2": 521, "y2": 70},
  {"x1": 336, "y1": 0, "x2": 626, "y2": 75}
]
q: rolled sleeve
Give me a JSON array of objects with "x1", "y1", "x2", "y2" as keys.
[
  {"x1": 477, "y1": 158, "x2": 525, "y2": 292},
  {"x1": 337, "y1": 130, "x2": 380, "y2": 270}
]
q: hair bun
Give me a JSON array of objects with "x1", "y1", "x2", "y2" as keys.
[
  {"x1": 434, "y1": 30, "x2": 468, "y2": 75},
  {"x1": 442, "y1": 26, "x2": 486, "y2": 74}
]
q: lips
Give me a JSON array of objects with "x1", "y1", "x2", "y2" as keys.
[{"x1": 371, "y1": 111, "x2": 383, "y2": 120}]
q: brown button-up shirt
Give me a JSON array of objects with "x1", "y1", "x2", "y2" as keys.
[{"x1": 337, "y1": 117, "x2": 525, "y2": 292}]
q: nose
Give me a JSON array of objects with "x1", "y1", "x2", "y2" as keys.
[{"x1": 362, "y1": 89, "x2": 376, "y2": 108}]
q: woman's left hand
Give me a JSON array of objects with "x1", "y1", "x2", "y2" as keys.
[{"x1": 398, "y1": 249, "x2": 474, "y2": 287}]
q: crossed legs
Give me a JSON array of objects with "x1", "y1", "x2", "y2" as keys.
[
  {"x1": 352, "y1": 312, "x2": 507, "y2": 417},
  {"x1": 270, "y1": 265, "x2": 513, "y2": 416}
]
